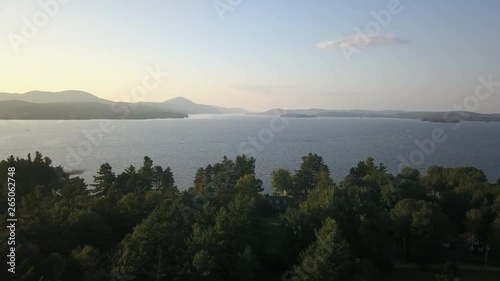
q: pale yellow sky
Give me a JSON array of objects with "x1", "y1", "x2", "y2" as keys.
[{"x1": 1, "y1": 1, "x2": 499, "y2": 112}]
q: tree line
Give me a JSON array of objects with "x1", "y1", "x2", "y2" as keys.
[{"x1": 1, "y1": 152, "x2": 499, "y2": 281}]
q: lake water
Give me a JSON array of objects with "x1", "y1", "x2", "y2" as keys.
[{"x1": 1, "y1": 115, "x2": 499, "y2": 191}]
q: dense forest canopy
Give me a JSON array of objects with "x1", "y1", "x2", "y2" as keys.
[{"x1": 1, "y1": 152, "x2": 499, "y2": 281}]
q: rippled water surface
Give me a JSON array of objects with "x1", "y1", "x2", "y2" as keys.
[{"x1": 1, "y1": 115, "x2": 499, "y2": 190}]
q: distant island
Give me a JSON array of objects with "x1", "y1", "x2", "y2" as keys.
[
  {"x1": 421, "y1": 117, "x2": 461, "y2": 123},
  {"x1": 280, "y1": 113, "x2": 317, "y2": 118},
  {"x1": 260, "y1": 108, "x2": 500, "y2": 123}
]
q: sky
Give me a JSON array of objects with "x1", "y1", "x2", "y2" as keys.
[{"x1": 0, "y1": 0, "x2": 499, "y2": 112}]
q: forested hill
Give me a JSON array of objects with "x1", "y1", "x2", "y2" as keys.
[
  {"x1": 1, "y1": 153, "x2": 499, "y2": 280},
  {"x1": 0, "y1": 90, "x2": 249, "y2": 115},
  {"x1": 0, "y1": 100, "x2": 188, "y2": 120}
]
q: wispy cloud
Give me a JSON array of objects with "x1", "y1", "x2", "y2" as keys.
[{"x1": 317, "y1": 35, "x2": 408, "y2": 50}]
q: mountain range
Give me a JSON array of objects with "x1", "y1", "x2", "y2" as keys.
[
  {"x1": 1, "y1": 90, "x2": 499, "y2": 122},
  {"x1": 141, "y1": 97, "x2": 248, "y2": 114},
  {"x1": 0, "y1": 100, "x2": 188, "y2": 120},
  {"x1": 0, "y1": 90, "x2": 110, "y2": 104},
  {"x1": 0, "y1": 90, "x2": 248, "y2": 117}
]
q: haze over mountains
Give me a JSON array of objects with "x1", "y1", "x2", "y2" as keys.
[
  {"x1": 0, "y1": 90, "x2": 249, "y2": 117},
  {"x1": 1, "y1": 90, "x2": 499, "y2": 122},
  {"x1": 141, "y1": 97, "x2": 249, "y2": 114},
  {"x1": 0, "y1": 100, "x2": 188, "y2": 120},
  {"x1": 0, "y1": 90, "x2": 110, "y2": 104},
  {"x1": 260, "y1": 108, "x2": 500, "y2": 122}
]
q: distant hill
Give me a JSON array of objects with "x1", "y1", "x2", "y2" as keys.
[
  {"x1": 0, "y1": 91, "x2": 250, "y2": 115},
  {"x1": 0, "y1": 90, "x2": 109, "y2": 103},
  {"x1": 144, "y1": 96, "x2": 249, "y2": 114},
  {"x1": 162, "y1": 97, "x2": 220, "y2": 114},
  {"x1": 0, "y1": 101, "x2": 187, "y2": 120},
  {"x1": 258, "y1": 108, "x2": 500, "y2": 122}
]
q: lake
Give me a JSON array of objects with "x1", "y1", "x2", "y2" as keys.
[{"x1": 1, "y1": 115, "x2": 499, "y2": 191}]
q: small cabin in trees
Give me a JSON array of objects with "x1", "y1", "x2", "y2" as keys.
[
  {"x1": 267, "y1": 195, "x2": 301, "y2": 212},
  {"x1": 268, "y1": 196, "x2": 288, "y2": 211}
]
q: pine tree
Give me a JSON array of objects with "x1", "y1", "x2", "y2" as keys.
[
  {"x1": 290, "y1": 217, "x2": 353, "y2": 281},
  {"x1": 92, "y1": 163, "x2": 115, "y2": 198}
]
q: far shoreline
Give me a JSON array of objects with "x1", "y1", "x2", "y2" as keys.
[{"x1": 2, "y1": 114, "x2": 500, "y2": 122}]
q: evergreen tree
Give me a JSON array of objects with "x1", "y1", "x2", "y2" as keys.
[
  {"x1": 271, "y1": 169, "x2": 294, "y2": 195},
  {"x1": 92, "y1": 163, "x2": 115, "y2": 198},
  {"x1": 294, "y1": 153, "x2": 330, "y2": 196},
  {"x1": 290, "y1": 217, "x2": 353, "y2": 281}
]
